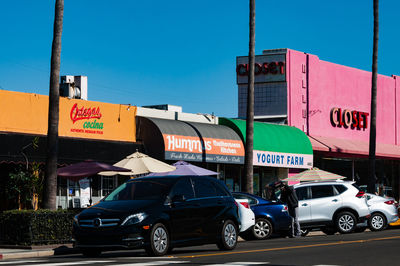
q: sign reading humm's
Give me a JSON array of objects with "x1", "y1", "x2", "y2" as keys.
[{"x1": 253, "y1": 150, "x2": 313, "y2": 169}]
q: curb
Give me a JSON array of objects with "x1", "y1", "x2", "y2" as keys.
[{"x1": 0, "y1": 250, "x2": 54, "y2": 260}]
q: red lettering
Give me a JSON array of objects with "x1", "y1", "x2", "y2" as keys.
[
  {"x1": 278, "y1": 62, "x2": 285, "y2": 74},
  {"x1": 269, "y1": 62, "x2": 278, "y2": 74},
  {"x1": 351, "y1": 111, "x2": 359, "y2": 128},
  {"x1": 70, "y1": 103, "x2": 102, "y2": 123},
  {"x1": 237, "y1": 61, "x2": 285, "y2": 76}
]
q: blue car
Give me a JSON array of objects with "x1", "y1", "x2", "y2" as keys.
[{"x1": 232, "y1": 192, "x2": 292, "y2": 240}]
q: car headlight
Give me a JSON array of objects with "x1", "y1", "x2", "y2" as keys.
[{"x1": 121, "y1": 213, "x2": 147, "y2": 226}]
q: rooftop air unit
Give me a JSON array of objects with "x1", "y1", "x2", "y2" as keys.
[{"x1": 60, "y1": 75, "x2": 88, "y2": 100}]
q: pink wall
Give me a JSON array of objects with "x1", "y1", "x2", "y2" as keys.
[{"x1": 287, "y1": 49, "x2": 398, "y2": 145}]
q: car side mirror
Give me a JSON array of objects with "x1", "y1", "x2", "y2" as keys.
[{"x1": 171, "y1": 194, "x2": 186, "y2": 203}]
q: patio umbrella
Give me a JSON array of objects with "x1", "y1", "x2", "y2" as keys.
[
  {"x1": 98, "y1": 151, "x2": 176, "y2": 176},
  {"x1": 282, "y1": 167, "x2": 346, "y2": 182},
  {"x1": 146, "y1": 160, "x2": 218, "y2": 176},
  {"x1": 57, "y1": 160, "x2": 131, "y2": 205}
]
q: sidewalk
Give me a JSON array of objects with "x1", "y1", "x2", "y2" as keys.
[{"x1": 0, "y1": 244, "x2": 78, "y2": 260}]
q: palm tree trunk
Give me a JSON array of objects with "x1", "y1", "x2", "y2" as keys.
[
  {"x1": 244, "y1": 0, "x2": 255, "y2": 194},
  {"x1": 368, "y1": 0, "x2": 379, "y2": 194},
  {"x1": 43, "y1": 0, "x2": 64, "y2": 210}
]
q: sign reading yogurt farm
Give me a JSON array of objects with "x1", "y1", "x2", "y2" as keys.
[
  {"x1": 163, "y1": 134, "x2": 244, "y2": 164},
  {"x1": 254, "y1": 150, "x2": 313, "y2": 169},
  {"x1": 236, "y1": 54, "x2": 286, "y2": 84},
  {"x1": 330, "y1": 107, "x2": 369, "y2": 130}
]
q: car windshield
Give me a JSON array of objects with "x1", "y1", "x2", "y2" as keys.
[{"x1": 103, "y1": 178, "x2": 175, "y2": 201}]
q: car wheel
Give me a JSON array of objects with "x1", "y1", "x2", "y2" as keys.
[
  {"x1": 217, "y1": 220, "x2": 238, "y2": 250},
  {"x1": 300, "y1": 228, "x2": 309, "y2": 237},
  {"x1": 321, "y1": 227, "x2": 337, "y2": 235},
  {"x1": 369, "y1": 213, "x2": 387, "y2": 231},
  {"x1": 336, "y1": 211, "x2": 356, "y2": 234},
  {"x1": 81, "y1": 248, "x2": 101, "y2": 257},
  {"x1": 145, "y1": 223, "x2": 169, "y2": 256},
  {"x1": 252, "y1": 218, "x2": 273, "y2": 240}
]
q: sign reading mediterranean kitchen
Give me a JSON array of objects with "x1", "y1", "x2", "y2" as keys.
[{"x1": 163, "y1": 134, "x2": 244, "y2": 164}]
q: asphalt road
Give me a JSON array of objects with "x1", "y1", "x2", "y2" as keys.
[{"x1": 1, "y1": 228, "x2": 400, "y2": 266}]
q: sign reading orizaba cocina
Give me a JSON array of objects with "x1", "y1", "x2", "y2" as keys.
[{"x1": 0, "y1": 90, "x2": 136, "y2": 142}]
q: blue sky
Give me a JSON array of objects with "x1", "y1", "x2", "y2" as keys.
[{"x1": 0, "y1": 0, "x2": 399, "y2": 118}]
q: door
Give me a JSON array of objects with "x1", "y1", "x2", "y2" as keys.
[
  {"x1": 295, "y1": 186, "x2": 312, "y2": 223},
  {"x1": 167, "y1": 177, "x2": 198, "y2": 241},
  {"x1": 309, "y1": 185, "x2": 342, "y2": 222}
]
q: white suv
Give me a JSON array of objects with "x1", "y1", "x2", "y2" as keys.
[{"x1": 293, "y1": 181, "x2": 370, "y2": 234}]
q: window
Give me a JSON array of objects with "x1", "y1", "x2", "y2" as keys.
[
  {"x1": 295, "y1": 187, "x2": 309, "y2": 200},
  {"x1": 104, "y1": 178, "x2": 174, "y2": 201},
  {"x1": 102, "y1": 176, "x2": 116, "y2": 197},
  {"x1": 334, "y1": 185, "x2": 348, "y2": 194},
  {"x1": 233, "y1": 193, "x2": 258, "y2": 205},
  {"x1": 211, "y1": 179, "x2": 230, "y2": 197},
  {"x1": 311, "y1": 185, "x2": 334, "y2": 199},
  {"x1": 170, "y1": 178, "x2": 195, "y2": 200},
  {"x1": 193, "y1": 178, "x2": 217, "y2": 198}
]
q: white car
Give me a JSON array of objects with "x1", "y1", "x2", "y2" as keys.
[
  {"x1": 294, "y1": 180, "x2": 370, "y2": 234},
  {"x1": 235, "y1": 198, "x2": 255, "y2": 232},
  {"x1": 365, "y1": 193, "x2": 398, "y2": 231}
]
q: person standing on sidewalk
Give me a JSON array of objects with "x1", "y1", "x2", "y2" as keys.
[{"x1": 279, "y1": 182, "x2": 301, "y2": 237}]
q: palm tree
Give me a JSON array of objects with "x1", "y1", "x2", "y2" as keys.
[
  {"x1": 244, "y1": 0, "x2": 255, "y2": 194},
  {"x1": 43, "y1": 0, "x2": 64, "y2": 210},
  {"x1": 368, "y1": 0, "x2": 379, "y2": 194}
]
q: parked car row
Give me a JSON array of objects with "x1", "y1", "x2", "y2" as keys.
[{"x1": 72, "y1": 177, "x2": 398, "y2": 257}]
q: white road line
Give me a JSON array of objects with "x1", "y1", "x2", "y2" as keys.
[
  {"x1": 204, "y1": 263, "x2": 268, "y2": 266},
  {"x1": 113, "y1": 261, "x2": 188, "y2": 266},
  {"x1": 38, "y1": 261, "x2": 112, "y2": 266}
]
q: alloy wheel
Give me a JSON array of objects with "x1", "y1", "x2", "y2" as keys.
[
  {"x1": 224, "y1": 223, "x2": 237, "y2": 248},
  {"x1": 253, "y1": 218, "x2": 272, "y2": 239},
  {"x1": 338, "y1": 214, "x2": 355, "y2": 232},
  {"x1": 153, "y1": 226, "x2": 168, "y2": 253}
]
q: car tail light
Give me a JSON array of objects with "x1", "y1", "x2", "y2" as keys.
[
  {"x1": 356, "y1": 191, "x2": 365, "y2": 198},
  {"x1": 384, "y1": 200, "x2": 395, "y2": 205},
  {"x1": 282, "y1": 205, "x2": 288, "y2": 212},
  {"x1": 240, "y1": 202, "x2": 250, "y2": 209}
]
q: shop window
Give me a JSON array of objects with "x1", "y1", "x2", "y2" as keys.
[
  {"x1": 91, "y1": 177, "x2": 101, "y2": 197},
  {"x1": 102, "y1": 176, "x2": 116, "y2": 197},
  {"x1": 57, "y1": 176, "x2": 67, "y2": 196},
  {"x1": 68, "y1": 180, "x2": 80, "y2": 197}
]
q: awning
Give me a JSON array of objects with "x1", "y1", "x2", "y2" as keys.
[
  {"x1": 136, "y1": 117, "x2": 244, "y2": 164},
  {"x1": 219, "y1": 118, "x2": 313, "y2": 169},
  {"x1": 309, "y1": 135, "x2": 400, "y2": 159}
]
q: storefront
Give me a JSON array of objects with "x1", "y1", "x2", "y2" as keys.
[
  {"x1": 0, "y1": 90, "x2": 141, "y2": 210},
  {"x1": 219, "y1": 118, "x2": 313, "y2": 194},
  {"x1": 136, "y1": 116, "x2": 245, "y2": 190},
  {"x1": 237, "y1": 48, "x2": 400, "y2": 199}
]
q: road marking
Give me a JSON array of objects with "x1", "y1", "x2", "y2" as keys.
[
  {"x1": 204, "y1": 262, "x2": 268, "y2": 266},
  {"x1": 177, "y1": 235, "x2": 400, "y2": 258},
  {"x1": 38, "y1": 261, "x2": 111, "y2": 266},
  {"x1": 107, "y1": 261, "x2": 188, "y2": 266}
]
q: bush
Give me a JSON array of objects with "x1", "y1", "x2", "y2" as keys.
[{"x1": 0, "y1": 209, "x2": 79, "y2": 245}]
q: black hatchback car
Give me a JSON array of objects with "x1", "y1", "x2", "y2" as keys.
[{"x1": 73, "y1": 175, "x2": 240, "y2": 256}]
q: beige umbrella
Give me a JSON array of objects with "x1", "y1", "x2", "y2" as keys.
[
  {"x1": 282, "y1": 167, "x2": 346, "y2": 182},
  {"x1": 99, "y1": 151, "x2": 176, "y2": 176}
]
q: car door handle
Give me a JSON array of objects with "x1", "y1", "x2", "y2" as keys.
[
  {"x1": 332, "y1": 199, "x2": 338, "y2": 202},
  {"x1": 302, "y1": 203, "x2": 308, "y2": 206}
]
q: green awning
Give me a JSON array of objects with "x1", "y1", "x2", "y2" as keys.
[{"x1": 219, "y1": 118, "x2": 313, "y2": 168}]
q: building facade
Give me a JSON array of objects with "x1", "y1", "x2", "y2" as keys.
[{"x1": 237, "y1": 48, "x2": 400, "y2": 199}]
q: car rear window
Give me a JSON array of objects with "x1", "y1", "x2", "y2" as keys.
[{"x1": 334, "y1": 184, "x2": 348, "y2": 194}]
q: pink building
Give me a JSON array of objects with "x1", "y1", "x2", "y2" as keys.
[{"x1": 237, "y1": 48, "x2": 400, "y2": 199}]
